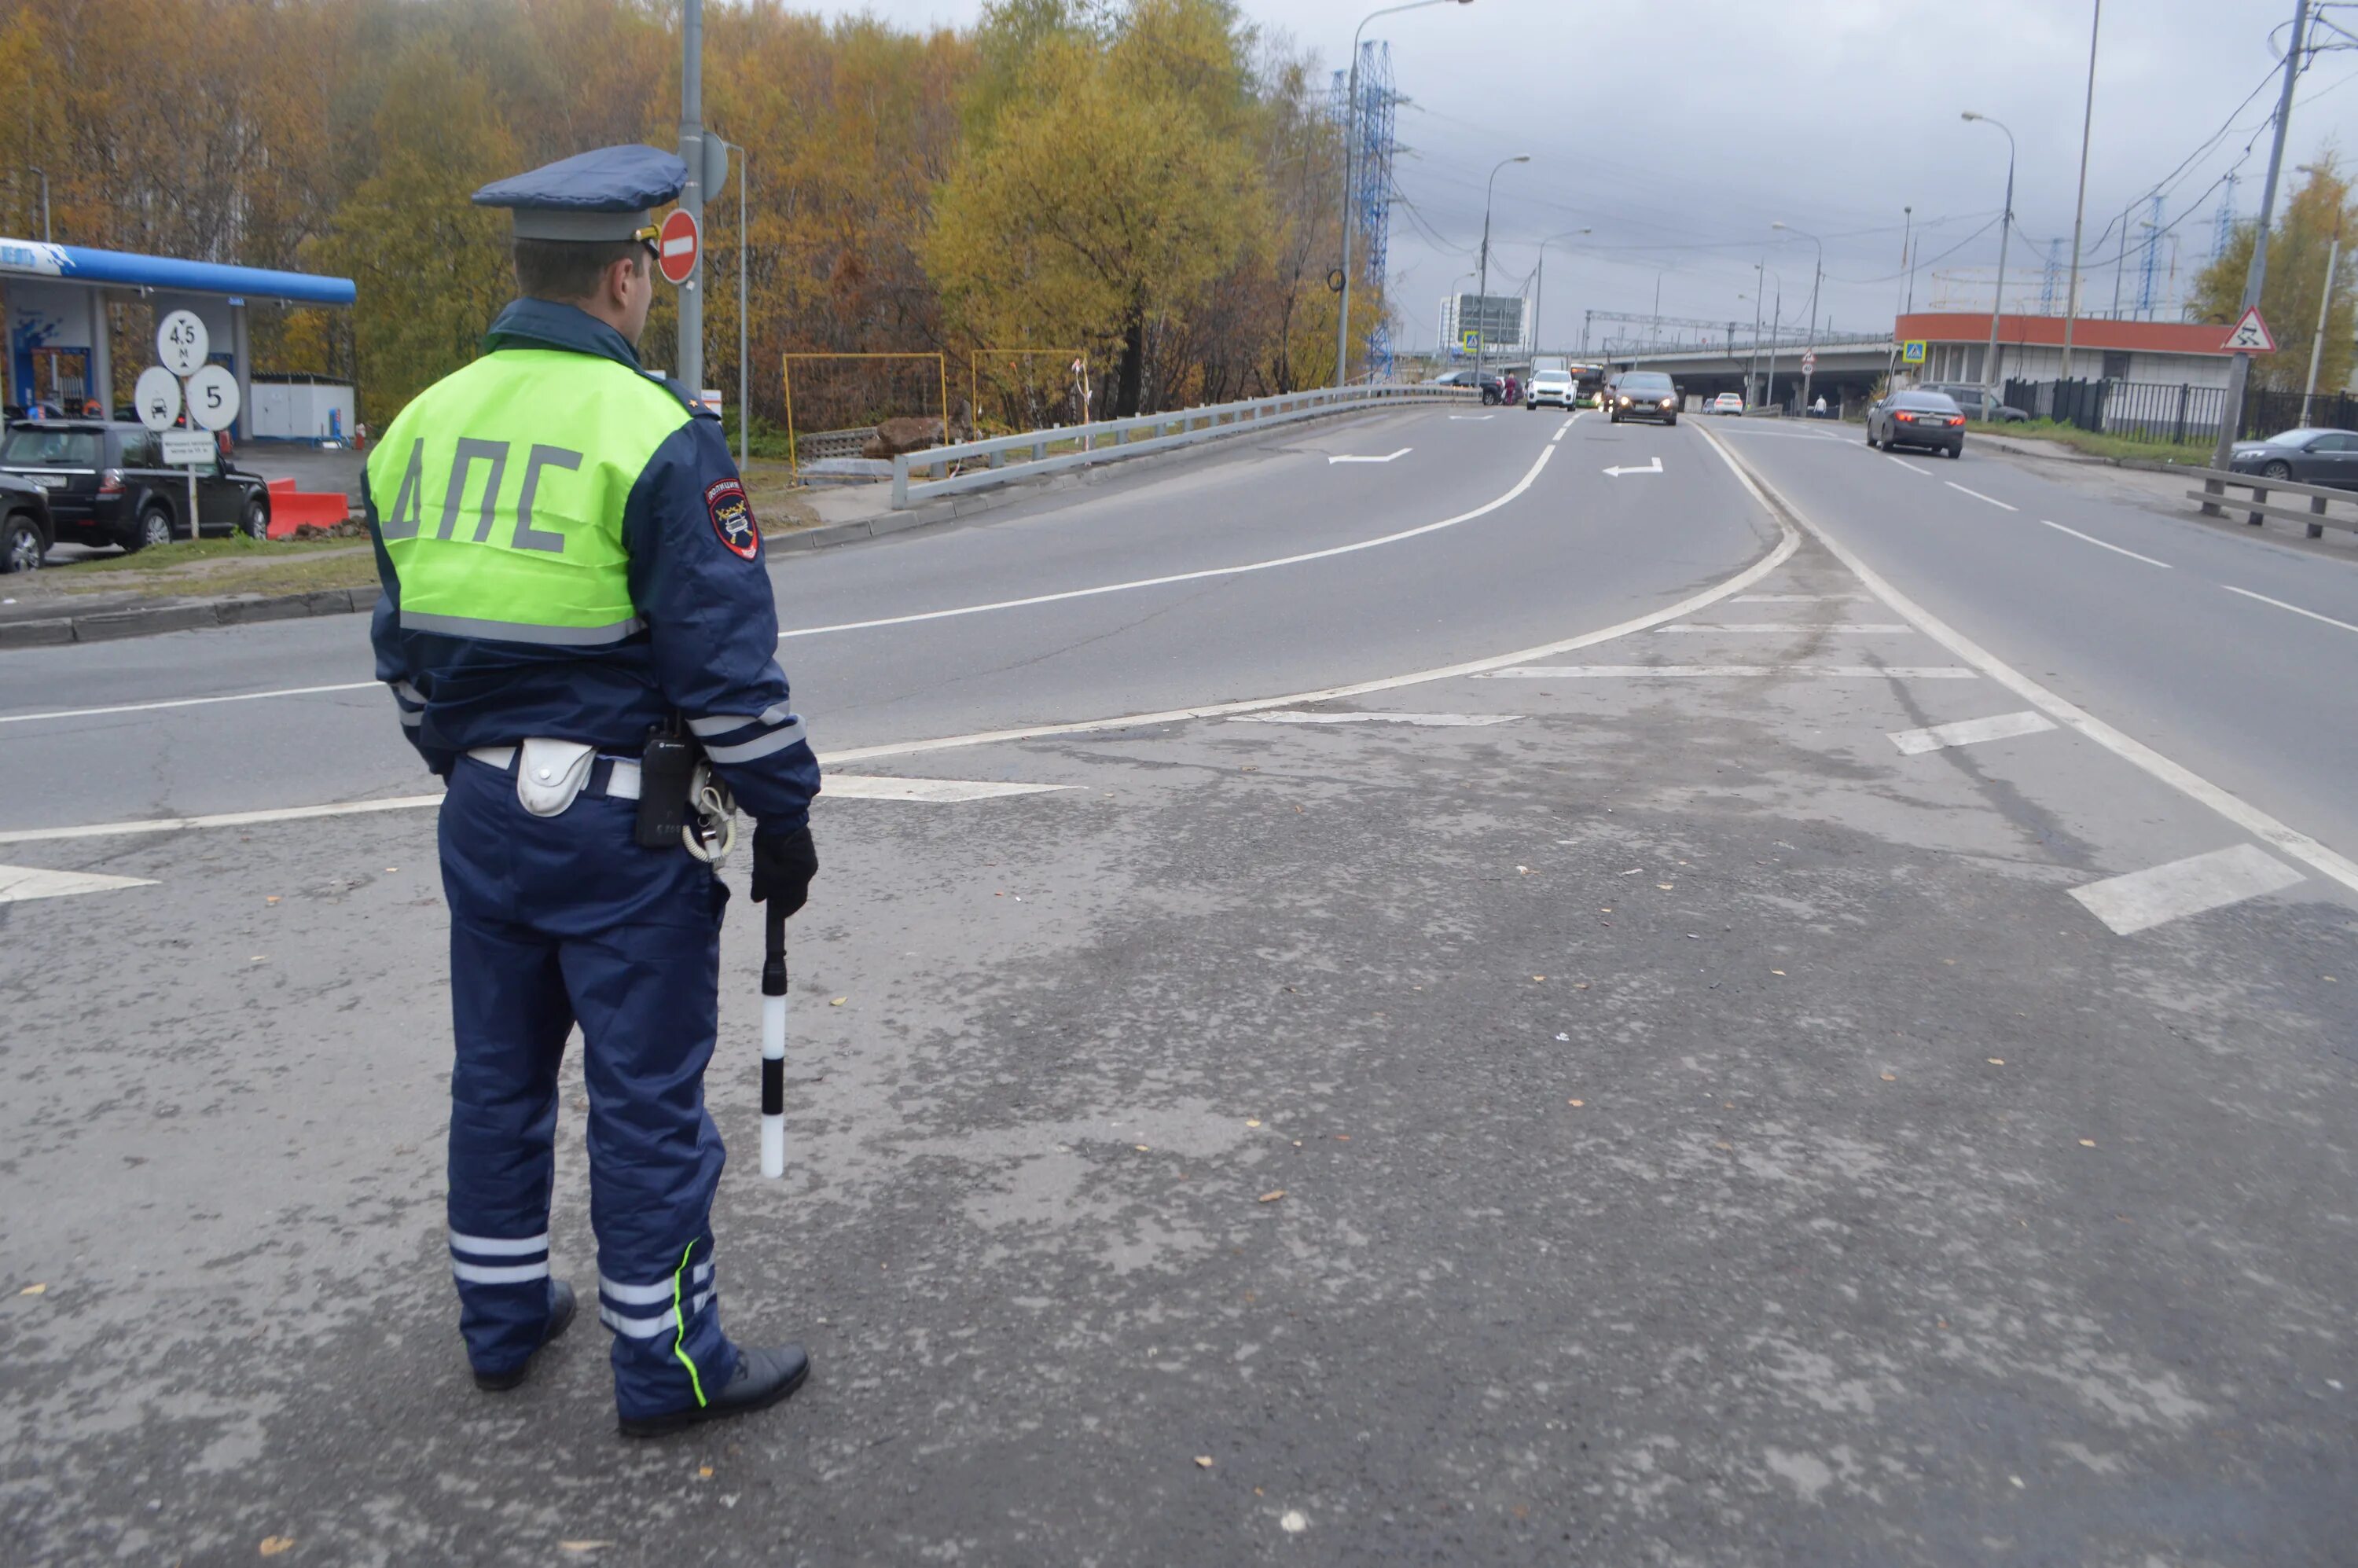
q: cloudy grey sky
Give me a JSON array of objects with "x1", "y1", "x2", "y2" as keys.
[{"x1": 816, "y1": 0, "x2": 2353, "y2": 352}]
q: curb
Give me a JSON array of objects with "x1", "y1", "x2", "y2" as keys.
[{"x1": 0, "y1": 586, "x2": 372, "y2": 648}]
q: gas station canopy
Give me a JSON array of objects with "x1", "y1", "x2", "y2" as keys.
[{"x1": 0, "y1": 237, "x2": 356, "y2": 437}]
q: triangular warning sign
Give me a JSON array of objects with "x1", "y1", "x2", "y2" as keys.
[{"x1": 2222, "y1": 306, "x2": 2276, "y2": 354}]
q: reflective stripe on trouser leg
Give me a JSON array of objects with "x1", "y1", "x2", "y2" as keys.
[
  {"x1": 440, "y1": 779, "x2": 578, "y2": 1375},
  {"x1": 560, "y1": 894, "x2": 740, "y2": 1419}
]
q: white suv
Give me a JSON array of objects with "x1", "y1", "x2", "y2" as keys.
[{"x1": 1525, "y1": 371, "x2": 1577, "y2": 410}]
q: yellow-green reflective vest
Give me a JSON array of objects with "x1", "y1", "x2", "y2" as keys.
[{"x1": 368, "y1": 349, "x2": 691, "y2": 645}]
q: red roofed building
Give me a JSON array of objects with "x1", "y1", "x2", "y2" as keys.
[{"x1": 1896, "y1": 312, "x2": 2241, "y2": 391}]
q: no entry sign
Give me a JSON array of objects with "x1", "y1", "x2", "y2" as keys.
[{"x1": 657, "y1": 207, "x2": 700, "y2": 285}]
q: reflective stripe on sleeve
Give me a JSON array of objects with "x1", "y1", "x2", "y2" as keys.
[
  {"x1": 452, "y1": 1259, "x2": 551, "y2": 1285},
  {"x1": 597, "y1": 1288, "x2": 715, "y2": 1339},
  {"x1": 701, "y1": 720, "x2": 808, "y2": 764},
  {"x1": 599, "y1": 1262, "x2": 712, "y2": 1305},
  {"x1": 686, "y1": 714, "x2": 755, "y2": 737},
  {"x1": 450, "y1": 1229, "x2": 549, "y2": 1257},
  {"x1": 399, "y1": 610, "x2": 645, "y2": 646}
]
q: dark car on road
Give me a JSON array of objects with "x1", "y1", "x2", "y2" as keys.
[
  {"x1": 0, "y1": 471, "x2": 53, "y2": 573},
  {"x1": 2226, "y1": 427, "x2": 2358, "y2": 488},
  {"x1": 1915, "y1": 383, "x2": 2027, "y2": 423},
  {"x1": 0, "y1": 420, "x2": 273, "y2": 552},
  {"x1": 1866, "y1": 391, "x2": 1967, "y2": 457},
  {"x1": 1608, "y1": 370, "x2": 1680, "y2": 425}
]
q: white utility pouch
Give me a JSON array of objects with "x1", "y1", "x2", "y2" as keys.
[{"x1": 515, "y1": 737, "x2": 597, "y2": 817}]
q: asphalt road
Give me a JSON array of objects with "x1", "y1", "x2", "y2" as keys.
[
  {"x1": 1713, "y1": 419, "x2": 2358, "y2": 859},
  {"x1": 0, "y1": 405, "x2": 1767, "y2": 830},
  {"x1": 3, "y1": 407, "x2": 2354, "y2": 1565}
]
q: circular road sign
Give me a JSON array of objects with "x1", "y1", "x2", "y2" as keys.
[
  {"x1": 134, "y1": 366, "x2": 182, "y2": 432},
  {"x1": 656, "y1": 207, "x2": 701, "y2": 285},
  {"x1": 184, "y1": 363, "x2": 241, "y2": 431},
  {"x1": 157, "y1": 310, "x2": 209, "y2": 377}
]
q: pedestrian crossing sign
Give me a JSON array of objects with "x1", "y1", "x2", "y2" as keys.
[
  {"x1": 1901, "y1": 340, "x2": 1926, "y2": 364},
  {"x1": 2221, "y1": 306, "x2": 2276, "y2": 354},
  {"x1": 1460, "y1": 330, "x2": 1481, "y2": 354}
]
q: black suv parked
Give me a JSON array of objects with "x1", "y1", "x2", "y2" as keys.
[{"x1": 0, "y1": 420, "x2": 272, "y2": 552}]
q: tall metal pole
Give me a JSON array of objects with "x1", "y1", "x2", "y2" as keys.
[
  {"x1": 1765, "y1": 277, "x2": 1781, "y2": 411},
  {"x1": 2060, "y1": 0, "x2": 2103, "y2": 379},
  {"x1": 1473, "y1": 155, "x2": 1529, "y2": 389},
  {"x1": 1532, "y1": 227, "x2": 1589, "y2": 354},
  {"x1": 1748, "y1": 260, "x2": 1764, "y2": 402},
  {"x1": 737, "y1": 143, "x2": 749, "y2": 468},
  {"x1": 2299, "y1": 164, "x2": 2341, "y2": 421},
  {"x1": 1891, "y1": 207, "x2": 1912, "y2": 384},
  {"x1": 1963, "y1": 113, "x2": 2015, "y2": 391},
  {"x1": 30, "y1": 167, "x2": 48, "y2": 243},
  {"x1": 2213, "y1": 0, "x2": 2309, "y2": 470},
  {"x1": 677, "y1": 0, "x2": 705, "y2": 398},
  {"x1": 1776, "y1": 222, "x2": 1822, "y2": 412},
  {"x1": 1335, "y1": 0, "x2": 1469, "y2": 387},
  {"x1": 2110, "y1": 198, "x2": 2136, "y2": 319}
]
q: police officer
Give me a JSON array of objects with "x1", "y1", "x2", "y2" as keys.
[{"x1": 365, "y1": 145, "x2": 821, "y2": 1438}]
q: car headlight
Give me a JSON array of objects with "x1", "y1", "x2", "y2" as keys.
[
  {"x1": 1660, "y1": 398, "x2": 1674, "y2": 409},
  {"x1": 1618, "y1": 395, "x2": 1631, "y2": 406}
]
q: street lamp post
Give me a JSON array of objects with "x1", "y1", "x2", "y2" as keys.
[
  {"x1": 1335, "y1": 0, "x2": 1473, "y2": 387},
  {"x1": 1531, "y1": 226, "x2": 1590, "y2": 356},
  {"x1": 2209, "y1": 0, "x2": 2308, "y2": 475},
  {"x1": 1473, "y1": 154, "x2": 1531, "y2": 388},
  {"x1": 2059, "y1": 0, "x2": 2103, "y2": 380},
  {"x1": 1962, "y1": 112, "x2": 2016, "y2": 394},
  {"x1": 2297, "y1": 163, "x2": 2343, "y2": 422},
  {"x1": 1772, "y1": 221, "x2": 1823, "y2": 413},
  {"x1": 1764, "y1": 275, "x2": 1783, "y2": 411},
  {"x1": 28, "y1": 167, "x2": 49, "y2": 244}
]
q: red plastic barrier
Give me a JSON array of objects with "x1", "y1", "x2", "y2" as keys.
[{"x1": 264, "y1": 477, "x2": 353, "y2": 538}]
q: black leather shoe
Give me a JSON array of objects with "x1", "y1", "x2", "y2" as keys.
[
  {"x1": 617, "y1": 1343, "x2": 810, "y2": 1438},
  {"x1": 473, "y1": 1280, "x2": 577, "y2": 1392}
]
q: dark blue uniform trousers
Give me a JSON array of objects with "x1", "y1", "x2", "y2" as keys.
[{"x1": 439, "y1": 754, "x2": 740, "y2": 1419}]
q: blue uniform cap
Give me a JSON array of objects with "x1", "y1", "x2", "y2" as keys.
[{"x1": 472, "y1": 145, "x2": 689, "y2": 242}]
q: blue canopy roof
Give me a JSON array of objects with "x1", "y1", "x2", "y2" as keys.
[{"x1": 0, "y1": 237, "x2": 355, "y2": 306}]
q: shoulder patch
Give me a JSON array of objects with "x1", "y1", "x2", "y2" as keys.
[{"x1": 705, "y1": 477, "x2": 760, "y2": 561}]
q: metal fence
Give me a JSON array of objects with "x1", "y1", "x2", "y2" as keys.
[
  {"x1": 1998, "y1": 377, "x2": 2358, "y2": 447},
  {"x1": 889, "y1": 383, "x2": 1472, "y2": 509}
]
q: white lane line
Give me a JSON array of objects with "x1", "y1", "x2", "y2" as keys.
[
  {"x1": 0, "y1": 680, "x2": 380, "y2": 727},
  {"x1": 0, "y1": 776, "x2": 1082, "y2": 843},
  {"x1": 1449, "y1": 414, "x2": 1494, "y2": 421},
  {"x1": 1658, "y1": 622, "x2": 1912, "y2": 633},
  {"x1": 1694, "y1": 420, "x2": 2358, "y2": 898},
  {"x1": 1886, "y1": 455, "x2": 1932, "y2": 475},
  {"x1": 0, "y1": 864, "x2": 157, "y2": 902},
  {"x1": 1734, "y1": 593, "x2": 1870, "y2": 603},
  {"x1": 1328, "y1": 448, "x2": 1412, "y2": 465},
  {"x1": 1887, "y1": 710, "x2": 2060, "y2": 756},
  {"x1": 2220, "y1": 584, "x2": 2358, "y2": 636},
  {"x1": 2070, "y1": 846, "x2": 2306, "y2": 936},
  {"x1": 825, "y1": 776, "x2": 1078, "y2": 802},
  {"x1": 1945, "y1": 481, "x2": 2018, "y2": 512},
  {"x1": 1228, "y1": 711, "x2": 1520, "y2": 727},
  {"x1": 1714, "y1": 428, "x2": 1843, "y2": 442},
  {"x1": 781, "y1": 439, "x2": 1563, "y2": 640},
  {"x1": 2039, "y1": 519, "x2": 2173, "y2": 569},
  {"x1": 0, "y1": 794, "x2": 446, "y2": 846},
  {"x1": 1477, "y1": 665, "x2": 1978, "y2": 680}
]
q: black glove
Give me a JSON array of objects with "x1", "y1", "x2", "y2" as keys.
[{"x1": 750, "y1": 824, "x2": 817, "y2": 916}]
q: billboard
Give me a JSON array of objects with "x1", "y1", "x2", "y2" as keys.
[{"x1": 1439, "y1": 292, "x2": 1526, "y2": 354}]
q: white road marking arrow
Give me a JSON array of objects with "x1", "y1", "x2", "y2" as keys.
[
  {"x1": 1603, "y1": 456, "x2": 1664, "y2": 477},
  {"x1": 0, "y1": 864, "x2": 156, "y2": 903},
  {"x1": 1327, "y1": 447, "x2": 1412, "y2": 465}
]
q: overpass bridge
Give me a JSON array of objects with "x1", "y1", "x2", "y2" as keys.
[{"x1": 1592, "y1": 331, "x2": 1895, "y2": 410}]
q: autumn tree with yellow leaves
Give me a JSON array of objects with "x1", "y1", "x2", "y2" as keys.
[{"x1": 0, "y1": 0, "x2": 1366, "y2": 429}]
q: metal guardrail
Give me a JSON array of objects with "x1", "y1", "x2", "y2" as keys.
[
  {"x1": 887, "y1": 383, "x2": 1474, "y2": 509},
  {"x1": 2187, "y1": 467, "x2": 2358, "y2": 539}
]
